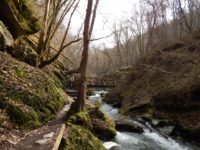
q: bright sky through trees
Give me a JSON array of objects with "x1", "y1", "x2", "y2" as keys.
[{"x1": 70, "y1": 0, "x2": 138, "y2": 48}]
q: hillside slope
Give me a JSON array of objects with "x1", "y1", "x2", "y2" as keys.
[{"x1": 104, "y1": 35, "x2": 200, "y2": 143}]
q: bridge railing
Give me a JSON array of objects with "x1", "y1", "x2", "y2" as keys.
[{"x1": 87, "y1": 77, "x2": 116, "y2": 87}]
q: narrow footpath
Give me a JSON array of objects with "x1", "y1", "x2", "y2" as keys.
[{"x1": 15, "y1": 95, "x2": 73, "y2": 150}]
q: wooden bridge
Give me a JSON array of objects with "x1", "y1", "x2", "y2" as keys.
[
  {"x1": 87, "y1": 77, "x2": 116, "y2": 88},
  {"x1": 70, "y1": 76, "x2": 117, "y2": 88}
]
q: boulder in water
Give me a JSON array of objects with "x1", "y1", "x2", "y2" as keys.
[
  {"x1": 88, "y1": 107, "x2": 117, "y2": 140},
  {"x1": 115, "y1": 120, "x2": 143, "y2": 134},
  {"x1": 103, "y1": 142, "x2": 120, "y2": 150}
]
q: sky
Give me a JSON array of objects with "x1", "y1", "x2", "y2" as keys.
[{"x1": 69, "y1": 0, "x2": 138, "y2": 48}]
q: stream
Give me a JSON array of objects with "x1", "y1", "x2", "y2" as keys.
[{"x1": 89, "y1": 90, "x2": 198, "y2": 150}]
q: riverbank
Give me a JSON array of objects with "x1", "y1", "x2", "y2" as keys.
[
  {"x1": 103, "y1": 36, "x2": 200, "y2": 147},
  {"x1": 91, "y1": 90, "x2": 198, "y2": 150}
]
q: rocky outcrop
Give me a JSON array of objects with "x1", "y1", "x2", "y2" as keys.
[
  {"x1": 0, "y1": 0, "x2": 40, "y2": 38},
  {"x1": 59, "y1": 124, "x2": 106, "y2": 150},
  {"x1": 7, "y1": 45, "x2": 39, "y2": 66},
  {"x1": 0, "y1": 52, "x2": 68, "y2": 129},
  {"x1": 88, "y1": 107, "x2": 117, "y2": 140},
  {"x1": 0, "y1": 0, "x2": 41, "y2": 66},
  {"x1": 0, "y1": 21, "x2": 14, "y2": 50},
  {"x1": 67, "y1": 106, "x2": 117, "y2": 141},
  {"x1": 62, "y1": 107, "x2": 117, "y2": 150}
]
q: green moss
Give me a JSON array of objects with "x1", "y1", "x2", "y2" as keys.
[
  {"x1": 6, "y1": 105, "x2": 41, "y2": 129},
  {"x1": 9, "y1": 45, "x2": 39, "y2": 66},
  {"x1": 94, "y1": 101, "x2": 102, "y2": 108},
  {"x1": 67, "y1": 108, "x2": 116, "y2": 140},
  {"x1": 39, "y1": 107, "x2": 52, "y2": 122},
  {"x1": 88, "y1": 107, "x2": 117, "y2": 140},
  {"x1": 59, "y1": 125, "x2": 106, "y2": 150},
  {"x1": 15, "y1": 67, "x2": 26, "y2": 78},
  {"x1": 9, "y1": 90, "x2": 42, "y2": 110},
  {"x1": 68, "y1": 111, "x2": 92, "y2": 130},
  {"x1": 46, "y1": 103, "x2": 57, "y2": 114},
  {"x1": 0, "y1": 53, "x2": 67, "y2": 129},
  {"x1": 53, "y1": 69, "x2": 70, "y2": 87},
  {"x1": 146, "y1": 108, "x2": 153, "y2": 120},
  {"x1": 8, "y1": 0, "x2": 41, "y2": 33}
]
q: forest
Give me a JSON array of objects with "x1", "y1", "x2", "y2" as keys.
[{"x1": 0, "y1": 0, "x2": 200, "y2": 150}]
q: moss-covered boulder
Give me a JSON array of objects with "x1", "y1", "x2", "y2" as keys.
[
  {"x1": 0, "y1": 52, "x2": 68, "y2": 129},
  {"x1": 0, "y1": 0, "x2": 40, "y2": 38},
  {"x1": 66, "y1": 106, "x2": 117, "y2": 141},
  {"x1": 59, "y1": 124, "x2": 106, "y2": 150},
  {"x1": 6, "y1": 104, "x2": 41, "y2": 128},
  {"x1": 7, "y1": 45, "x2": 38, "y2": 66},
  {"x1": 88, "y1": 107, "x2": 117, "y2": 140},
  {"x1": 0, "y1": 21, "x2": 14, "y2": 50},
  {"x1": 68, "y1": 111, "x2": 92, "y2": 130}
]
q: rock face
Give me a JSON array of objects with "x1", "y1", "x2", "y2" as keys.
[
  {"x1": 0, "y1": 0, "x2": 40, "y2": 38},
  {"x1": 0, "y1": 21, "x2": 14, "y2": 49},
  {"x1": 7, "y1": 45, "x2": 38, "y2": 66},
  {"x1": 0, "y1": 52, "x2": 68, "y2": 129}
]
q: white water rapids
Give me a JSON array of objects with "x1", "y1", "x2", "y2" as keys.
[{"x1": 89, "y1": 90, "x2": 197, "y2": 150}]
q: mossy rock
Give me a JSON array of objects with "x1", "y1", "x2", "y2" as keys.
[
  {"x1": 6, "y1": 104, "x2": 41, "y2": 129},
  {"x1": 53, "y1": 69, "x2": 71, "y2": 88},
  {"x1": 59, "y1": 125, "x2": 106, "y2": 150},
  {"x1": 68, "y1": 111, "x2": 92, "y2": 130},
  {"x1": 88, "y1": 107, "x2": 117, "y2": 140},
  {"x1": 39, "y1": 107, "x2": 52, "y2": 122},
  {"x1": 0, "y1": 0, "x2": 41, "y2": 38},
  {"x1": 67, "y1": 107, "x2": 116, "y2": 141},
  {"x1": 7, "y1": 45, "x2": 38, "y2": 66},
  {"x1": 0, "y1": 21, "x2": 14, "y2": 50},
  {"x1": 0, "y1": 52, "x2": 68, "y2": 129}
]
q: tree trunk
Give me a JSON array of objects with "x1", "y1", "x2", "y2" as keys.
[{"x1": 75, "y1": 0, "x2": 93, "y2": 112}]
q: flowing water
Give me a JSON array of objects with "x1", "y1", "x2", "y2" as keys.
[{"x1": 89, "y1": 90, "x2": 198, "y2": 150}]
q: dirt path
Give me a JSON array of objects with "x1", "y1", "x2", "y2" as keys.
[{"x1": 15, "y1": 100, "x2": 73, "y2": 150}]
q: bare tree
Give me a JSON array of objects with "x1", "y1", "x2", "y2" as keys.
[
  {"x1": 37, "y1": 0, "x2": 80, "y2": 68},
  {"x1": 67, "y1": 0, "x2": 100, "y2": 112}
]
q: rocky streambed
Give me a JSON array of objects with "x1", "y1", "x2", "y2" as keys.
[{"x1": 89, "y1": 90, "x2": 199, "y2": 150}]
